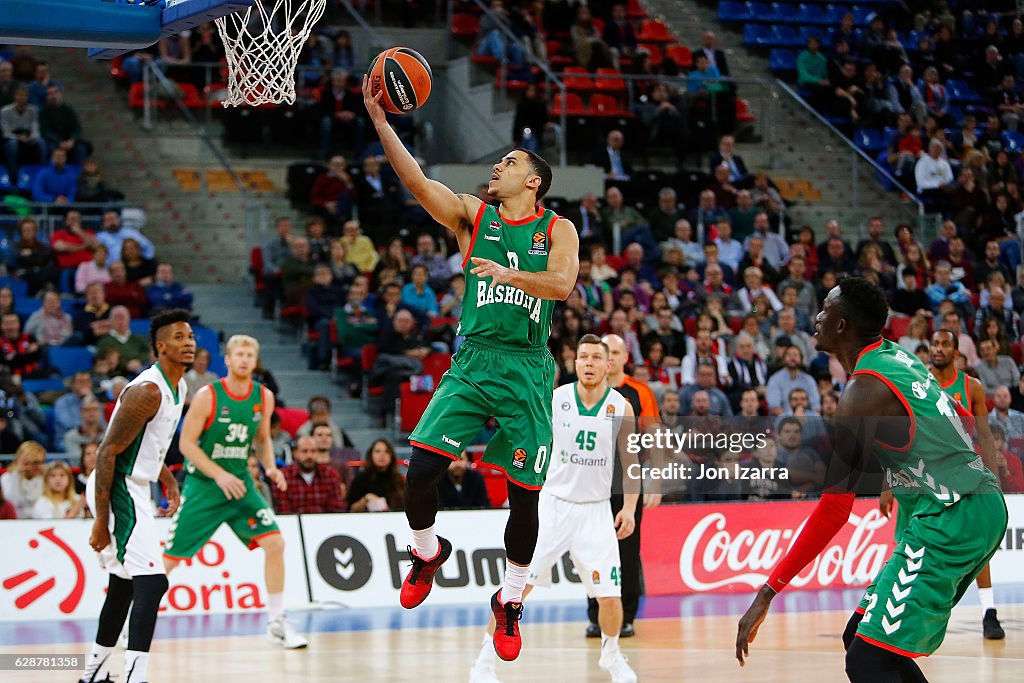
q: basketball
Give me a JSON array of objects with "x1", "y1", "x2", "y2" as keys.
[{"x1": 368, "y1": 47, "x2": 432, "y2": 114}]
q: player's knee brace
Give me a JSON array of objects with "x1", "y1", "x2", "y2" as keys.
[
  {"x1": 126, "y1": 574, "x2": 170, "y2": 653},
  {"x1": 504, "y1": 484, "x2": 540, "y2": 566},
  {"x1": 96, "y1": 574, "x2": 135, "y2": 646},
  {"x1": 404, "y1": 447, "x2": 453, "y2": 529},
  {"x1": 842, "y1": 610, "x2": 864, "y2": 651}
]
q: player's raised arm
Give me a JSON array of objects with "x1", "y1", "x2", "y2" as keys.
[
  {"x1": 179, "y1": 384, "x2": 247, "y2": 500},
  {"x1": 470, "y1": 217, "x2": 580, "y2": 301},
  {"x1": 362, "y1": 75, "x2": 480, "y2": 235},
  {"x1": 89, "y1": 383, "x2": 161, "y2": 552},
  {"x1": 736, "y1": 374, "x2": 886, "y2": 666}
]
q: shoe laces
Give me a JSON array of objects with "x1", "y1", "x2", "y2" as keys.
[
  {"x1": 406, "y1": 545, "x2": 428, "y2": 584},
  {"x1": 501, "y1": 601, "x2": 524, "y2": 635}
]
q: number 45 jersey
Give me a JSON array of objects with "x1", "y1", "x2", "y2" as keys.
[
  {"x1": 850, "y1": 339, "x2": 997, "y2": 515},
  {"x1": 188, "y1": 379, "x2": 265, "y2": 480}
]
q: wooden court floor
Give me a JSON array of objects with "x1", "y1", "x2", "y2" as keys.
[{"x1": 3, "y1": 603, "x2": 1021, "y2": 682}]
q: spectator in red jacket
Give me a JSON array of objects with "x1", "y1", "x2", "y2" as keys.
[
  {"x1": 272, "y1": 436, "x2": 347, "y2": 513},
  {"x1": 0, "y1": 313, "x2": 41, "y2": 378},
  {"x1": 51, "y1": 209, "x2": 99, "y2": 272},
  {"x1": 103, "y1": 260, "x2": 148, "y2": 318},
  {"x1": 310, "y1": 155, "x2": 354, "y2": 226}
]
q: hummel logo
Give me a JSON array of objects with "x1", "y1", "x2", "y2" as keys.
[
  {"x1": 334, "y1": 548, "x2": 355, "y2": 580},
  {"x1": 442, "y1": 435, "x2": 462, "y2": 448},
  {"x1": 484, "y1": 234, "x2": 500, "y2": 241}
]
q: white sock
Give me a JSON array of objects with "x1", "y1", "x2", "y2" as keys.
[
  {"x1": 979, "y1": 587, "x2": 995, "y2": 614},
  {"x1": 124, "y1": 650, "x2": 149, "y2": 683},
  {"x1": 500, "y1": 563, "x2": 529, "y2": 604},
  {"x1": 475, "y1": 632, "x2": 498, "y2": 666},
  {"x1": 412, "y1": 526, "x2": 439, "y2": 560},
  {"x1": 601, "y1": 633, "x2": 620, "y2": 654},
  {"x1": 82, "y1": 643, "x2": 113, "y2": 679},
  {"x1": 268, "y1": 592, "x2": 285, "y2": 622}
]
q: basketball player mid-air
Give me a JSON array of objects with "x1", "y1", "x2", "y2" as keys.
[
  {"x1": 362, "y1": 76, "x2": 579, "y2": 661},
  {"x1": 163, "y1": 334, "x2": 307, "y2": 649},
  {"x1": 471, "y1": 334, "x2": 639, "y2": 683},
  {"x1": 81, "y1": 310, "x2": 195, "y2": 683},
  {"x1": 736, "y1": 278, "x2": 1008, "y2": 681}
]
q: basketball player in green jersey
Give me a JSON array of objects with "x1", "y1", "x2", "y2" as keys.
[
  {"x1": 736, "y1": 278, "x2": 1007, "y2": 681},
  {"x1": 876, "y1": 328, "x2": 1005, "y2": 639},
  {"x1": 163, "y1": 334, "x2": 307, "y2": 649},
  {"x1": 362, "y1": 77, "x2": 579, "y2": 661}
]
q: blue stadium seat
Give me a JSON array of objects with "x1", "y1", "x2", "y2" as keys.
[
  {"x1": 0, "y1": 277, "x2": 28, "y2": 299},
  {"x1": 1003, "y1": 130, "x2": 1024, "y2": 153},
  {"x1": 746, "y1": 1, "x2": 773, "y2": 22},
  {"x1": 0, "y1": 165, "x2": 12, "y2": 193},
  {"x1": 16, "y1": 165, "x2": 43, "y2": 194},
  {"x1": 824, "y1": 4, "x2": 848, "y2": 24},
  {"x1": 768, "y1": 25, "x2": 801, "y2": 48},
  {"x1": 718, "y1": 0, "x2": 749, "y2": 22},
  {"x1": 854, "y1": 128, "x2": 885, "y2": 153},
  {"x1": 799, "y1": 3, "x2": 828, "y2": 24},
  {"x1": 47, "y1": 346, "x2": 94, "y2": 376},
  {"x1": 772, "y1": 2, "x2": 799, "y2": 23},
  {"x1": 23, "y1": 378, "x2": 66, "y2": 394},
  {"x1": 769, "y1": 48, "x2": 797, "y2": 74},
  {"x1": 798, "y1": 26, "x2": 824, "y2": 45},
  {"x1": 743, "y1": 24, "x2": 771, "y2": 47},
  {"x1": 41, "y1": 405, "x2": 57, "y2": 451},
  {"x1": 14, "y1": 297, "x2": 41, "y2": 317},
  {"x1": 850, "y1": 5, "x2": 874, "y2": 25},
  {"x1": 946, "y1": 79, "x2": 982, "y2": 104},
  {"x1": 130, "y1": 318, "x2": 151, "y2": 336}
]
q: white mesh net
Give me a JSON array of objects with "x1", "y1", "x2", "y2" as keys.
[{"x1": 214, "y1": 0, "x2": 327, "y2": 107}]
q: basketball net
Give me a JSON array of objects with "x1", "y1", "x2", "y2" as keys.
[{"x1": 214, "y1": 0, "x2": 326, "y2": 107}]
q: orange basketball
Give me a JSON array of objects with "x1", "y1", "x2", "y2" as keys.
[{"x1": 368, "y1": 47, "x2": 432, "y2": 114}]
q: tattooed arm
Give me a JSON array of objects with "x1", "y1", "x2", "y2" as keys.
[{"x1": 89, "y1": 382, "x2": 161, "y2": 552}]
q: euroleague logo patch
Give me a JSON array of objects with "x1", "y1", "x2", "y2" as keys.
[
  {"x1": 528, "y1": 231, "x2": 548, "y2": 256},
  {"x1": 512, "y1": 448, "x2": 528, "y2": 469}
]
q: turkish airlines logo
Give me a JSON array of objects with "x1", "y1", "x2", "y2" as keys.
[
  {"x1": 316, "y1": 535, "x2": 372, "y2": 591},
  {"x1": 677, "y1": 510, "x2": 892, "y2": 591},
  {"x1": 3, "y1": 528, "x2": 86, "y2": 613}
]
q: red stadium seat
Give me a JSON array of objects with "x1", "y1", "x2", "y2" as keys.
[
  {"x1": 129, "y1": 82, "x2": 166, "y2": 109},
  {"x1": 275, "y1": 407, "x2": 309, "y2": 437},
  {"x1": 684, "y1": 317, "x2": 697, "y2": 337},
  {"x1": 594, "y1": 67, "x2": 626, "y2": 92},
  {"x1": 637, "y1": 19, "x2": 674, "y2": 43},
  {"x1": 110, "y1": 55, "x2": 127, "y2": 81},
  {"x1": 400, "y1": 382, "x2": 434, "y2": 432},
  {"x1": 888, "y1": 315, "x2": 911, "y2": 340},
  {"x1": 736, "y1": 98, "x2": 757, "y2": 123},
  {"x1": 638, "y1": 43, "x2": 662, "y2": 67},
  {"x1": 563, "y1": 66, "x2": 595, "y2": 92},
  {"x1": 664, "y1": 44, "x2": 693, "y2": 70},
  {"x1": 1012, "y1": 342, "x2": 1024, "y2": 365},
  {"x1": 551, "y1": 91, "x2": 586, "y2": 116},
  {"x1": 249, "y1": 246, "x2": 265, "y2": 292},
  {"x1": 626, "y1": 0, "x2": 649, "y2": 20},
  {"x1": 177, "y1": 82, "x2": 206, "y2": 109},
  {"x1": 422, "y1": 352, "x2": 453, "y2": 384},
  {"x1": 362, "y1": 345, "x2": 385, "y2": 400},
  {"x1": 728, "y1": 316, "x2": 744, "y2": 334},
  {"x1": 547, "y1": 40, "x2": 574, "y2": 67},
  {"x1": 477, "y1": 463, "x2": 509, "y2": 507},
  {"x1": 589, "y1": 93, "x2": 628, "y2": 116},
  {"x1": 451, "y1": 13, "x2": 479, "y2": 38}
]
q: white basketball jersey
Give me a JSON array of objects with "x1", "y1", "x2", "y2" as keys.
[
  {"x1": 108, "y1": 363, "x2": 188, "y2": 483},
  {"x1": 546, "y1": 383, "x2": 627, "y2": 503}
]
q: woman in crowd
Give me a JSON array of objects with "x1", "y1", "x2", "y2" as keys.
[
  {"x1": 75, "y1": 244, "x2": 111, "y2": 294},
  {"x1": 896, "y1": 241, "x2": 931, "y2": 290},
  {"x1": 184, "y1": 348, "x2": 218, "y2": 403},
  {"x1": 897, "y1": 313, "x2": 931, "y2": 354},
  {"x1": 347, "y1": 439, "x2": 405, "y2": 512},
  {"x1": 0, "y1": 441, "x2": 46, "y2": 518},
  {"x1": 122, "y1": 237, "x2": 156, "y2": 285},
  {"x1": 32, "y1": 461, "x2": 80, "y2": 519}
]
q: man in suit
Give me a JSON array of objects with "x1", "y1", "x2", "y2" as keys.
[
  {"x1": 591, "y1": 129, "x2": 634, "y2": 182},
  {"x1": 726, "y1": 333, "x2": 768, "y2": 412},
  {"x1": 708, "y1": 134, "x2": 751, "y2": 187},
  {"x1": 697, "y1": 30, "x2": 729, "y2": 77},
  {"x1": 563, "y1": 192, "x2": 607, "y2": 251},
  {"x1": 319, "y1": 69, "x2": 365, "y2": 158}
]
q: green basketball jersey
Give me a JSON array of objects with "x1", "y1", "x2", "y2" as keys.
[
  {"x1": 939, "y1": 369, "x2": 972, "y2": 412},
  {"x1": 458, "y1": 204, "x2": 558, "y2": 347},
  {"x1": 852, "y1": 339, "x2": 995, "y2": 513},
  {"x1": 188, "y1": 380, "x2": 264, "y2": 480}
]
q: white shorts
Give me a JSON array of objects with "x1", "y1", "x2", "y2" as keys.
[
  {"x1": 528, "y1": 491, "x2": 621, "y2": 598},
  {"x1": 86, "y1": 471, "x2": 164, "y2": 579}
]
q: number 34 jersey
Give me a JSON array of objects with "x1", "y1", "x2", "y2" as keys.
[
  {"x1": 850, "y1": 339, "x2": 997, "y2": 514},
  {"x1": 546, "y1": 383, "x2": 628, "y2": 504},
  {"x1": 188, "y1": 380, "x2": 265, "y2": 480}
]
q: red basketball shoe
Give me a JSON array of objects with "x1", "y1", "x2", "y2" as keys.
[
  {"x1": 490, "y1": 590, "x2": 524, "y2": 661},
  {"x1": 399, "y1": 536, "x2": 452, "y2": 609}
]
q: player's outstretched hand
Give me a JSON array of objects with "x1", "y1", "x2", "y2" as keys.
[
  {"x1": 879, "y1": 489, "x2": 894, "y2": 518},
  {"x1": 736, "y1": 585, "x2": 775, "y2": 667},
  {"x1": 89, "y1": 519, "x2": 111, "y2": 553},
  {"x1": 470, "y1": 257, "x2": 514, "y2": 285},
  {"x1": 361, "y1": 75, "x2": 388, "y2": 127},
  {"x1": 614, "y1": 508, "x2": 635, "y2": 539},
  {"x1": 214, "y1": 471, "x2": 247, "y2": 500},
  {"x1": 267, "y1": 467, "x2": 287, "y2": 492}
]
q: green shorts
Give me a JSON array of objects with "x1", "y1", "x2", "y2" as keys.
[
  {"x1": 163, "y1": 474, "x2": 280, "y2": 559},
  {"x1": 855, "y1": 482, "x2": 1007, "y2": 656},
  {"x1": 409, "y1": 336, "x2": 556, "y2": 489}
]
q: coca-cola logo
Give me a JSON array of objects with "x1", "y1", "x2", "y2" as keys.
[{"x1": 678, "y1": 509, "x2": 892, "y2": 591}]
